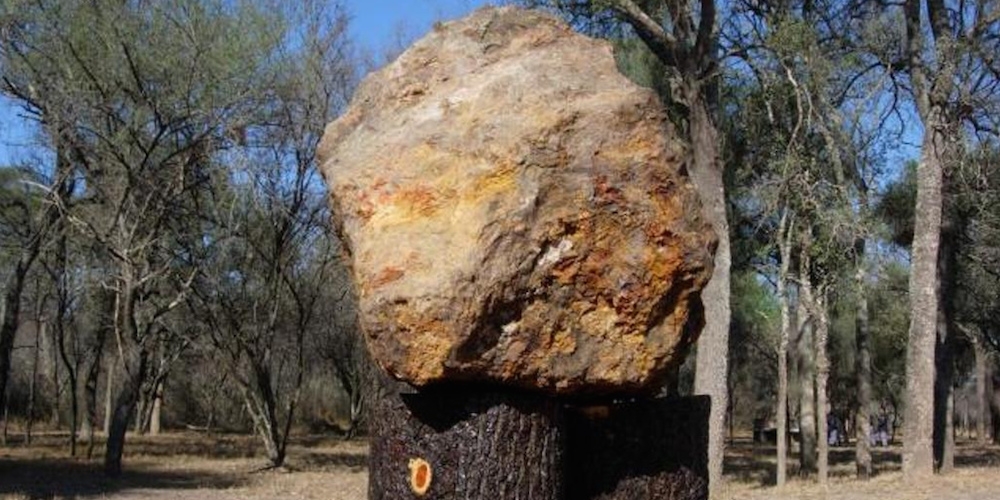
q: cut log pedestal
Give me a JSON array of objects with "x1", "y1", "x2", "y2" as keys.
[
  {"x1": 565, "y1": 396, "x2": 709, "y2": 500},
  {"x1": 369, "y1": 382, "x2": 709, "y2": 500},
  {"x1": 369, "y1": 384, "x2": 564, "y2": 500}
]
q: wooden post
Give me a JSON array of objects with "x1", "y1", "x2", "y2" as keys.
[{"x1": 369, "y1": 382, "x2": 564, "y2": 500}]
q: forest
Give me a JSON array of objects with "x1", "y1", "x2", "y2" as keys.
[{"x1": 0, "y1": 0, "x2": 999, "y2": 499}]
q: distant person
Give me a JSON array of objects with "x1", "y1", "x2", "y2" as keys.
[
  {"x1": 873, "y1": 412, "x2": 890, "y2": 446},
  {"x1": 828, "y1": 412, "x2": 840, "y2": 446}
]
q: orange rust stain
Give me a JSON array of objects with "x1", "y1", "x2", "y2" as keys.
[
  {"x1": 594, "y1": 174, "x2": 625, "y2": 206},
  {"x1": 551, "y1": 258, "x2": 580, "y2": 285},
  {"x1": 371, "y1": 267, "x2": 405, "y2": 288},
  {"x1": 394, "y1": 184, "x2": 441, "y2": 217}
]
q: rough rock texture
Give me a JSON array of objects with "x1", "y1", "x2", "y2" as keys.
[{"x1": 317, "y1": 6, "x2": 715, "y2": 395}]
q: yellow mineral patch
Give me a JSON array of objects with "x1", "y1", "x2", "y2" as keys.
[
  {"x1": 579, "y1": 305, "x2": 617, "y2": 336},
  {"x1": 552, "y1": 329, "x2": 577, "y2": 355},
  {"x1": 469, "y1": 161, "x2": 517, "y2": 200},
  {"x1": 399, "y1": 319, "x2": 452, "y2": 383}
]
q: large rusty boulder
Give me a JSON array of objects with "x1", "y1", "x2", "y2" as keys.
[{"x1": 317, "y1": 6, "x2": 715, "y2": 396}]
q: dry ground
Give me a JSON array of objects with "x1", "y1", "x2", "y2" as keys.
[
  {"x1": 0, "y1": 432, "x2": 366, "y2": 499},
  {"x1": 720, "y1": 437, "x2": 1000, "y2": 500},
  {"x1": 1, "y1": 431, "x2": 998, "y2": 499}
]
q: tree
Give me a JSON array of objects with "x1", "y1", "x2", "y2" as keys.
[
  {"x1": 187, "y1": 0, "x2": 355, "y2": 467},
  {"x1": 896, "y1": 0, "x2": 1000, "y2": 479},
  {"x1": 0, "y1": 0, "x2": 288, "y2": 475},
  {"x1": 0, "y1": 140, "x2": 73, "y2": 431}
]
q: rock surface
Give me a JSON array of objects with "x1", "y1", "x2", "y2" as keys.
[{"x1": 317, "y1": 6, "x2": 716, "y2": 395}]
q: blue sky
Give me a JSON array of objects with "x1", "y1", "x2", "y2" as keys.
[
  {"x1": 348, "y1": 0, "x2": 488, "y2": 56},
  {"x1": 0, "y1": 0, "x2": 490, "y2": 166},
  {"x1": 1, "y1": 0, "x2": 917, "y2": 172}
]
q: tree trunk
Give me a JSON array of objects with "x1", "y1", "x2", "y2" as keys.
[
  {"x1": 149, "y1": 383, "x2": 162, "y2": 436},
  {"x1": 974, "y1": 339, "x2": 988, "y2": 445},
  {"x1": 83, "y1": 341, "x2": 104, "y2": 458},
  {"x1": 855, "y1": 261, "x2": 874, "y2": 479},
  {"x1": 566, "y1": 396, "x2": 710, "y2": 500},
  {"x1": 84, "y1": 290, "x2": 110, "y2": 457},
  {"x1": 105, "y1": 350, "x2": 146, "y2": 477},
  {"x1": 105, "y1": 378, "x2": 139, "y2": 477},
  {"x1": 903, "y1": 110, "x2": 945, "y2": 480},
  {"x1": 104, "y1": 359, "x2": 114, "y2": 435},
  {"x1": 26, "y1": 318, "x2": 44, "y2": 446},
  {"x1": 240, "y1": 363, "x2": 285, "y2": 468},
  {"x1": 933, "y1": 311, "x2": 955, "y2": 474},
  {"x1": 0, "y1": 250, "x2": 40, "y2": 415},
  {"x1": 49, "y1": 316, "x2": 62, "y2": 428},
  {"x1": 989, "y1": 366, "x2": 999, "y2": 444},
  {"x1": 797, "y1": 282, "x2": 817, "y2": 477},
  {"x1": 52, "y1": 246, "x2": 79, "y2": 456},
  {"x1": 934, "y1": 193, "x2": 961, "y2": 473},
  {"x1": 2, "y1": 398, "x2": 8, "y2": 446},
  {"x1": 813, "y1": 288, "x2": 830, "y2": 486},
  {"x1": 369, "y1": 383, "x2": 565, "y2": 500},
  {"x1": 687, "y1": 86, "x2": 731, "y2": 499},
  {"x1": 775, "y1": 213, "x2": 793, "y2": 487},
  {"x1": 105, "y1": 278, "x2": 147, "y2": 477}
]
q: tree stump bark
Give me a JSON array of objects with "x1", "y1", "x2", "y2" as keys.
[
  {"x1": 369, "y1": 383, "x2": 564, "y2": 500},
  {"x1": 565, "y1": 396, "x2": 710, "y2": 500},
  {"x1": 369, "y1": 375, "x2": 709, "y2": 500}
]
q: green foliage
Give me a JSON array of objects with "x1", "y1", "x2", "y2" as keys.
[
  {"x1": 868, "y1": 261, "x2": 909, "y2": 406},
  {"x1": 876, "y1": 162, "x2": 917, "y2": 248},
  {"x1": 728, "y1": 271, "x2": 780, "y2": 426}
]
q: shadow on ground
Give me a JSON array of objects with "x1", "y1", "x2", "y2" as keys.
[
  {"x1": 0, "y1": 457, "x2": 244, "y2": 499},
  {"x1": 0, "y1": 432, "x2": 370, "y2": 498},
  {"x1": 723, "y1": 437, "x2": 999, "y2": 487}
]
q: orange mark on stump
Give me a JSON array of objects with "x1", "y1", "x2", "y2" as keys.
[{"x1": 408, "y1": 457, "x2": 432, "y2": 496}]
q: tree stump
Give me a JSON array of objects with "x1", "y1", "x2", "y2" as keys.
[
  {"x1": 565, "y1": 396, "x2": 710, "y2": 500},
  {"x1": 370, "y1": 383, "x2": 564, "y2": 500}
]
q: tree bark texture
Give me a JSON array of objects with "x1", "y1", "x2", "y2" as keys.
[
  {"x1": 813, "y1": 290, "x2": 830, "y2": 485},
  {"x1": 903, "y1": 111, "x2": 945, "y2": 480},
  {"x1": 775, "y1": 214, "x2": 793, "y2": 487},
  {"x1": 796, "y1": 284, "x2": 817, "y2": 477},
  {"x1": 934, "y1": 212, "x2": 957, "y2": 473},
  {"x1": 104, "y1": 359, "x2": 114, "y2": 435},
  {"x1": 26, "y1": 318, "x2": 43, "y2": 445},
  {"x1": 83, "y1": 333, "x2": 106, "y2": 459},
  {"x1": 565, "y1": 396, "x2": 709, "y2": 500},
  {"x1": 990, "y1": 368, "x2": 999, "y2": 444},
  {"x1": 854, "y1": 261, "x2": 874, "y2": 478},
  {"x1": 688, "y1": 90, "x2": 731, "y2": 500},
  {"x1": 105, "y1": 368, "x2": 142, "y2": 477},
  {"x1": 974, "y1": 339, "x2": 989, "y2": 444},
  {"x1": 105, "y1": 280, "x2": 148, "y2": 477},
  {"x1": 369, "y1": 384, "x2": 565, "y2": 500},
  {"x1": 150, "y1": 383, "x2": 162, "y2": 436}
]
